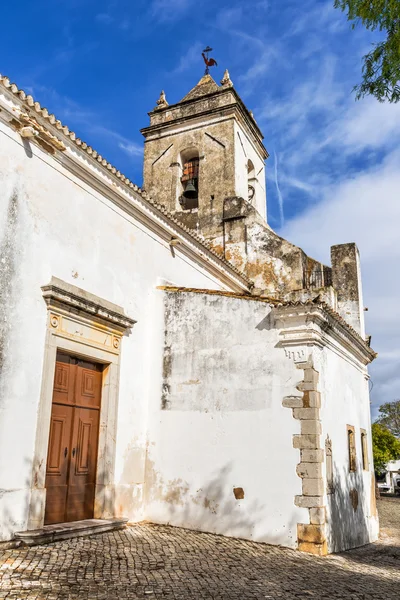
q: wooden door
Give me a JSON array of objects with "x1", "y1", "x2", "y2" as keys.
[{"x1": 44, "y1": 354, "x2": 103, "y2": 525}]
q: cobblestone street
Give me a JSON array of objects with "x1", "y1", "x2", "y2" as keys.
[{"x1": 0, "y1": 497, "x2": 399, "y2": 600}]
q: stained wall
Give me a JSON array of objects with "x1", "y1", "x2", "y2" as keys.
[
  {"x1": 0, "y1": 121, "x2": 230, "y2": 541},
  {"x1": 145, "y1": 289, "x2": 308, "y2": 548}
]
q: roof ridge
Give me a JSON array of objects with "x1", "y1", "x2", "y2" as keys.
[{"x1": 0, "y1": 74, "x2": 252, "y2": 287}]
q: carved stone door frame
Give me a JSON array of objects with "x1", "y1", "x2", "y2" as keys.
[{"x1": 27, "y1": 277, "x2": 135, "y2": 531}]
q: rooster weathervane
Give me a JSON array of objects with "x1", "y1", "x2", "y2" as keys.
[{"x1": 202, "y1": 46, "x2": 218, "y2": 75}]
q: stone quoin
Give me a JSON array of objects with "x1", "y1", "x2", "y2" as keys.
[{"x1": 0, "y1": 68, "x2": 378, "y2": 554}]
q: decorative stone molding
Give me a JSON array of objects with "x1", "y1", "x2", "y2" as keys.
[
  {"x1": 283, "y1": 357, "x2": 327, "y2": 556},
  {"x1": 220, "y1": 69, "x2": 233, "y2": 88},
  {"x1": 41, "y1": 277, "x2": 136, "y2": 334},
  {"x1": 274, "y1": 302, "x2": 376, "y2": 369},
  {"x1": 27, "y1": 278, "x2": 136, "y2": 532},
  {"x1": 9, "y1": 109, "x2": 66, "y2": 154},
  {"x1": 155, "y1": 90, "x2": 168, "y2": 110}
]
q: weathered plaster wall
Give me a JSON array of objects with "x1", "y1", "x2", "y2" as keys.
[
  {"x1": 0, "y1": 123, "x2": 229, "y2": 541},
  {"x1": 318, "y1": 346, "x2": 378, "y2": 552},
  {"x1": 331, "y1": 244, "x2": 365, "y2": 337},
  {"x1": 145, "y1": 290, "x2": 308, "y2": 548},
  {"x1": 143, "y1": 117, "x2": 236, "y2": 240}
]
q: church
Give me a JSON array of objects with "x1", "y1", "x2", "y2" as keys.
[{"x1": 0, "y1": 65, "x2": 378, "y2": 555}]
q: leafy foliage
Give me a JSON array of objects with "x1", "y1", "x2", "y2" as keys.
[
  {"x1": 372, "y1": 422, "x2": 400, "y2": 472},
  {"x1": 334, "y1": 0, "x2": 400, "y2": 102},
  {"x1": 376, "y1": 399, "x2": 400, "y2": 437}
]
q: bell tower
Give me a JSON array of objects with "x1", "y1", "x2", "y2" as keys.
[{"x1": 141, "y1": 70, "x2": 268, "y2": 245}]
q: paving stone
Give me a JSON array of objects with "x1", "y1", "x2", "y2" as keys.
[{"x1": 0, "y1": 497, "x2": 398, "y2": 599}]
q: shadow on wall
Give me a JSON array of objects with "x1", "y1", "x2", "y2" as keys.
[
  {"x1": 328, "y1": 464, "x2": 371, "y2": 553},
  {"x1": 144, "y1": 456, "x2": 299, "y2": 547},
  {"x1": 0, "y1": 188, "x2": 20, "y2": 383},
  {"x1": 0, "y1": 458, "x2": 33, "y2": 543}
]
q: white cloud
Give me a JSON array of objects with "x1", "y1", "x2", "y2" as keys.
[
  {"x1": 150, "y1": 0, "x2": 192, "y2": 22},
  {"x1": 95, "y1": 13, "x2": 114, "y2": 25},
  {"x1": 118, "y1": 141, "x2": 143, "y2": 157},
  {"x1": 170, "y1": 42, "x2": 203, "y2": 76},
  {"x1": 337, "y1": 99, "x2": 400, "y2": 151}
]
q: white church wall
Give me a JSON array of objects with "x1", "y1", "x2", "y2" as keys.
[
  {"x1": 317, "y1": 346, "x2": 379, "y2": 552},
  {"x1": 0, "y1": 123, "x2": 231, "y2": 541},
  {"x1": 145, "y1": 290, "x2": 308, "y2": 548}
]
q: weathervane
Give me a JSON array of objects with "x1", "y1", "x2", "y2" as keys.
[{"x1": 202, "y1": 46, "x2": 218, "y2": 75}]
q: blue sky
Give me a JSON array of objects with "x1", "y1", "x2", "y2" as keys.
[{"x1": 2, "y1": 0, "x2": 399, "y2": 416}]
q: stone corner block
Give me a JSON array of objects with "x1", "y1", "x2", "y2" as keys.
[
  {"x1": 297, "y1": 523, "x2": 326, "y2": 544},
  {"x1": 300, "y1": 420, "x2": 322, "y2": 435},
  {"x1": 310, "y1": 507, "x2": 326, "y2": 525},
  {"x1": 298, "y1": 540, "x2": 328, "y2": 556},
  {"x1": 292, "y1": 408, "x2": 319, "y2": 421},
  {"x1": 295, "y1": 495, "x2": 324, "y2": 509},
  {"x1": 282, "y1": 396, "x2": 304, "y2": 409},
  {"x1": 302, "y1": 478, "x2": 325, "y2": 496},
  {"x1": 302, "y1": 391, "x2": 321, "y2": 408},
  {"x1": 293, "y1": 434, "x2": 320, "y2": 450},
  {"x1": 296, "y1": 463, "x2": 323, "y2": 479},
  {"x1": 301, "y1": 449, "x2": 324, "y2": 463}
]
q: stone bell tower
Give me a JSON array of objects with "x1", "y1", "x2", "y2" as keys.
[{"x1": 140, "y1": 70, "x2": 268, "y2": 244}]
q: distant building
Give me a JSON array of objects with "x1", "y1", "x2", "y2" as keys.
[
  {"x1": 377, "y1": 460, "x2": 400, "y2": 494},
  {"x1": 0, "y1": 69, "x2": 378, "y2": 554}
]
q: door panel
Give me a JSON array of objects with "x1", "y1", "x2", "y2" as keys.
[
  {"x1": 45, "y1": 354, "x2": 102, "y2": 525},
  {"x1": 66, "y1": 407, "x2": 100, "y2": 522},
  {"x1": 75, "y1": 362, "x2": 102, "y2": 409},
  {"x1": 44, "y1": 404, "x2": 74, "y2": 524},
  {"x1": 52, "y1": 355, "x2": 76, "y2": 406}
]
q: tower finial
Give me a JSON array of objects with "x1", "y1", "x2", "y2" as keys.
[
  {"x1": 202, "y1": 46, "x2": 218, "y2": 75},
  {"x1": 221, "y1": 69, "x2": 233, "y2": 88},
  {"x1": 155, "y1": 90, "x2": 168, "y2": 110}
]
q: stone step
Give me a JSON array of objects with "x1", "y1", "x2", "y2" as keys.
[{"x1": 14, "y1": 518, "x2": 128, "y2": 546}]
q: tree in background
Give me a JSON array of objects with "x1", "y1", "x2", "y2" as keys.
[
  {"x1": 376, "y1": 399, "x2": 400, "y2": 437},
  {"x1": 372, "y1": 423, "x2": 400, "y2": 473},
  {"x1": 334, "y1": 0, "x2": 400, "y2": 102}
]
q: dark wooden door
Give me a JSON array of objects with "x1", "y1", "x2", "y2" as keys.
[{"x1": 44, "y1": 354, "x2": 102, "y2": 525}]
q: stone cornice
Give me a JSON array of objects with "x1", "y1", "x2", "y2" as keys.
[
  {"x1": 273, "y1": 302, "x2": 376, "y2": 367},
  {"x1": 0, "y1": 74, "x2": 251, "y2": 294},
  {"x1": 41, "y1": 278, "x2": 136, "y2": 331},
  {"x1": 142, "y1": 98, "x2": 268, "y2": 160}
]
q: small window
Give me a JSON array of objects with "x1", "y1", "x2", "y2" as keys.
[
  {"x1": 347, "y1": 425, "x2": 357, "y2": 472},
  {"x1": 325, "y1": 435, "x2": 334, "y2": 493},
  {"x1": 361, "y1": 429, "x2": 369, "y2": 471}
]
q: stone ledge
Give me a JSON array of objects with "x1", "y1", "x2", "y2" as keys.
[{"x1": 14, "y1": 518, "x2": 128, "y2": 547}]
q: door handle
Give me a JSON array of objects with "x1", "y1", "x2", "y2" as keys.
[
  {"x1": 72, "y1": 448, "x2": 76, "y2": 458},
  {"x1": 64, "y1": 447, "x2": 68, "y2": 458}
]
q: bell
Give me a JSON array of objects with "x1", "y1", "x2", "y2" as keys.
[{"x1": 183, "y1": 179, "x2": 197, "y2": 199}]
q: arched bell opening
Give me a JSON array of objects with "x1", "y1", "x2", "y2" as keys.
[{"x1": 179, "y1": 149, "x2": 199, "y2": 210}]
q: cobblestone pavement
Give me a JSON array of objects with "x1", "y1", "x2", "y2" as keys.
[{"x1": 0, "y1": 498, "x2": 399, "y2": 600}]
